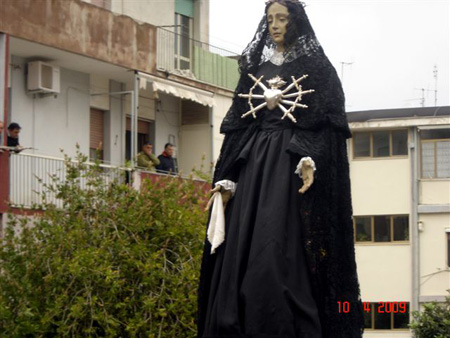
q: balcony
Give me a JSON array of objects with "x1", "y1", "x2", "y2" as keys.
[
  {"x1": 156, "y1": 27, "x2": 240, "y2": 90},
  {"x1": 5, "y1": 153, "x2": 130, "y2": 209},
  {"x1": 0, "y1": 152, "x2": 209, "y2": 212}
]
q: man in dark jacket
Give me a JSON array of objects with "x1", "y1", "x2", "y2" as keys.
[
  {"x1": 156, "y1": 143, "x2": 177, "y2": 175},
  {"x1": 7, "y1": 122, "x2": 23, "y2": 153}
]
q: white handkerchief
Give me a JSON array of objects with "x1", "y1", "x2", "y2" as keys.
[
  {"x1": 206, "y1": 180, "x2": 237, "y2": 254},
  {"x1": 207, "y1": 191, "x2": 225, "y2": 254}
]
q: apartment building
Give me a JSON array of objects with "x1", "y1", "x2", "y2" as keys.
[
  {"x1": 347, "y1": 106, "x2": 450, "y2": 337},
  {"x1": 0, "y1": 0, "x2": 239, "y2": 212}
]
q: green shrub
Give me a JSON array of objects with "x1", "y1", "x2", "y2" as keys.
[
  {"x1": 409, "y1": 289, "x2": 450, "y2": 338},
  {"x1": 0, "y1": 150, "x2": 209, "y2": 337}
]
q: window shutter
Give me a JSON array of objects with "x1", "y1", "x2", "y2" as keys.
[
  {"x1": 126, "y1": 117, "x2": 150, "y2": 134},
  {"x1": 175, "y1": 0, "x2": 194, "y2": 18},
  {"x1": 90, "y1": 108, "x2": 104, "y2": 150}
]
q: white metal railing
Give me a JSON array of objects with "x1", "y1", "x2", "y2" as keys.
[{"x1": 9, "y1": 153, "x2": 131, "y2": 208}]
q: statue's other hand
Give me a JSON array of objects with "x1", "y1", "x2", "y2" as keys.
[{"x1": 298, "y1": 163, "x2": 315, "y2": 194}]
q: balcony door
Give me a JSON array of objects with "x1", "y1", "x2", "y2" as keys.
[
  {"x1": 125, "y1": 118, "x2": 153, "y2": 162},
  {"x1": 174, "y1": 13, "x2": 193, "y2": 70},
  {"x1": 90, "y1": 108, "x2": 104, "y2": 161}
]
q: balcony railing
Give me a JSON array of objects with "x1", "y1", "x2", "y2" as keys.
[
  {"x1": 9, "y1": 153, "x2": 130, "y2": 208},
  {"x1": 6, "y1": 153, "x2": 210, "y2": 209},
  {"x1": 156, "y1": 27, "x2": 240, "y2": 90}
]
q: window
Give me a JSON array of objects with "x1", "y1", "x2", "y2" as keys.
[
  {"x1": 353, "y1": 133, "x2": 370, "y2": 157},
  {"x1": 174, "y1": 13, "x2": 193, "y2": 70},
  {"x1": 373, "y1": 131, "x2": 390, "y2": 157},
  {"x1": 420, "y1": 128, "x2": 450, "y2": 178},
  {"x1": 374, "y1": 216, "x2": 390, "y2": 242},
  {"x1": 354, "y1": 215, "x2": 409, "y2": 243},
  {"x1": 90, "y1": 108, "x2": 104, "y2": 161},
  {"x1": 363, "y1": 302, "x2": 409, "y2": 330},
  {"x1": 392, "y1": 130, "x2": 408, "y2": 156},
  {"x1": 353, "y1": 130, "x2": 408, "y2": 158}
]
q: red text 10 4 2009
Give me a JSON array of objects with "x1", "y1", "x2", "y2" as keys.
[{"x1": 337, "y1": 301, "x2": 407, "y2": 313}]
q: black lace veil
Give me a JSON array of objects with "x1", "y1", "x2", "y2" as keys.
[
  {"x1": 239, "y1": 0, "x2": 324, "y2": 73},
  {"x1": 214, "y1": 0, "x2": 351, "y2": 183}
]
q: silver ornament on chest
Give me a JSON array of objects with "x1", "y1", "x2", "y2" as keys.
[{"x1": 238, "y1": 74, "x2": 315, "y2": 123}]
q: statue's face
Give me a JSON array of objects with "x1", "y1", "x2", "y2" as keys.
[{"x1": 267, "y1": 3, "x2": 290, "y2": 47}]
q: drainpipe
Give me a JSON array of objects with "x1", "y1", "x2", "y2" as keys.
[
  {"x1": 133, "y1": 71, "x2": 139, "y2": 167},
  {"x1": 410, "y1": 126, "x2": 420, "y2": 315},
  {"x1": 0, "y1": 33, "x2": 10, "y2": 214}
]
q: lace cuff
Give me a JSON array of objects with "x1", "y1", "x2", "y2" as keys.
[
  {"x1": 215, "y1": 179, "x2": 237, "y2": 197},
  {"x1": 294, "y1": 156, "x2": 316, "y2": 178}
]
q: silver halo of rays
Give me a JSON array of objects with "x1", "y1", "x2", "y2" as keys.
[{"x1": 238, "y1": 74, "x2": 315, "y2": 123}]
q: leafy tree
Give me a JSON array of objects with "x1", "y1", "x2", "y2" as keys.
[
  {"x1": 0, "y1": 149, "x2": 209, "y2": 337},
  {"x1": 409, "y1": 289, "x2": 450, "y2": 338}
]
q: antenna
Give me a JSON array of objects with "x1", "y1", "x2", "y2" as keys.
[
  {"x1": 413, "y1": 87, "x2": 437, "y2": 107},
  {"x1": 411, "y1": 66, "x2": 439, "y2": 108},
  {"x1": 433, "y1": 65, "x2": 438, "y2": 106}
]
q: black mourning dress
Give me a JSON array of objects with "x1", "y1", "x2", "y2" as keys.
[{"x1": 202, "y1": 60, "x2": 322, "y2": 338}]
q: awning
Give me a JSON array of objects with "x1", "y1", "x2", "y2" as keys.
[{"x1": 138, "y1": 72, "x2": 215, "y2": 107}]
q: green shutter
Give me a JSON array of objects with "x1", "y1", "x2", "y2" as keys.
[
  {"x1": 175, "y1": 0, "x2": 194, "y2": 18},
  {"x1": 193, "y1": 46, "x2": 239, "y2": 90}
]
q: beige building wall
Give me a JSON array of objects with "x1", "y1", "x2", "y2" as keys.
[
  {"x1": 194, "y1": 0, "x2": 210, "y2": 43},
  {"x1": 418, "y1": 213, "x2": 450, "y2": 296},
  {"x1": 420, "y1": 180, "x2": 450, "y2": 205},
  {"x1": 211, "y1": 94, "x2": 232, "y2": 166},
  {"x1": 348, "y1": 118, "x2": 449, "y2": 337},
  {"x1": 356, "y1": 244, "x2": 411, "y2": 301},
  {"x1": 110, "y1": 0, "x2": 175, "y2": 28},
  {"x1": 348, "y1": 127, "x2": 413, "y2": 337},
  {"x1": 349, "y1": 157, "x2": 411, "y2": 216},
  {"x1": 362, "y1": 331, "x2": 412, "y2": 338},
  {"x1": 98, "y1": 0, "x2": 210, "y2": 43},
  {"x1": 179, "y1": 124, "x2": 211, "y2": 175},
  {"x1": 90, "y1": 74, "x2": 110, "y2": 111}
]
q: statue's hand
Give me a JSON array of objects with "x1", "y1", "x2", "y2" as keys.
[
  {"x1": 299, "y1": 163, "x2": 315, "y2": 194},
  {"x1": 205, "y1": 181, "x2": 236, "y2": 211},
  {"x1": 295, "y1": 157, "x2": 316, "y2": 194}
]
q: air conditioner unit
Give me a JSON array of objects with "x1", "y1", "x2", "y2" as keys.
[{"x1": 27, "y1": 61, "x2": 60, "y2": 94}]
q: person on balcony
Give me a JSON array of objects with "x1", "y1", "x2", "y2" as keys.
[
  {"x1": 7, "y1": 122, "x2": 23, "y2": 154},
  {"x1": 136, "y1": 142, "x2": 160, "y2": 172},
  {"x1": 156, "y1": 143, "x2": 177, "y2": 175}
]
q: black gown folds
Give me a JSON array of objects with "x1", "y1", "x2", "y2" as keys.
[{"x1": 201, "y1": 61, "x2": 322, "y2": 338}]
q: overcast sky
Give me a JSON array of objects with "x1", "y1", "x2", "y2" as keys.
[{"x1": 209, "y1": 0, "x2": 450, "y2": 112}]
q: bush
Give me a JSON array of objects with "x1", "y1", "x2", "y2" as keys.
[
  {"x1": 0, "y1": 150, "x2": 209, "y2": 337},
  {"x1": 409, "y1": 289, "x2": 450, "y2": 338}
]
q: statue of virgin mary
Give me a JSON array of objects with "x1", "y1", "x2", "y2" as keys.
[{"x1": 197, "y1": 1, "x2": 365, "y2": 337}]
